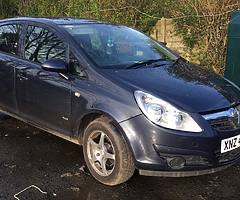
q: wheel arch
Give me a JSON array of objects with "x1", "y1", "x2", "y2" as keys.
[
  {"x1": 76, "y1": 110, "x2": 121, "y2": 141},
  {"x1": 75, "y1": 110, "x2": 135, "y2": 160}
]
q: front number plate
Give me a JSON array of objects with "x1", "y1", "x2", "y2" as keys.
[{"x1": 221, "y1": 135, "x2": 240, "y2": 153}]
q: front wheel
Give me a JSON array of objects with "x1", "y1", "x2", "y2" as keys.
[{"x1": 83, "y1": 116, "x2": 135, "y2": 186}]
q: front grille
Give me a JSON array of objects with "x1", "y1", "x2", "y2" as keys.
[
  {"x1": 208, "y1": 117, "x2": 239, "y2": 132},
  {"x1": 202, "y1": 107, "x2": 240, "y2": 132},
  {"x1": 215, "y1": 148, "x2": 240, "y2": 163}
]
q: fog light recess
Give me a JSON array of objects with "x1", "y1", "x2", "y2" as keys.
[{"x1": 167, "y1": 157, "x2": 186, "y2": 170}]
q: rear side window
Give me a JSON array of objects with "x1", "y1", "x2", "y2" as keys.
[
  {"x1": 0, "y1": 24, "x2": 21, "y2": 55},
  {"x1": 24, "y1": 26, "x2": 66, "y2": 64}
]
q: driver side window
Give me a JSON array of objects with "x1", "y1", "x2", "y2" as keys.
[{"x1": 24, "y1": 25, "x2": 66, "y2": 64}]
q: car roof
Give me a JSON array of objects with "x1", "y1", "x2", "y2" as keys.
[{"x1": 0, "y1": 17, "x2": 106, "y2": 25}]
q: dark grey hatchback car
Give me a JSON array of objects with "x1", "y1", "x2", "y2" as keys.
[{"x1": 1, "y1": 17, "x2": 240, "y2": 185}]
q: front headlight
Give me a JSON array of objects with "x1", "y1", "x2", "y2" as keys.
[{"x1": 134, "y1": 91, "x2": 202, "y2": 132}]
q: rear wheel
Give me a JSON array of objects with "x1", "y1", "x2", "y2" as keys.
[{"x1": 83, "y1": 116, "x2": 135, "y2": 186}]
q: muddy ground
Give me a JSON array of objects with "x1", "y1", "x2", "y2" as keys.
[{"x1": 0, "y1": 117, "x2": 239, "y2": 200}]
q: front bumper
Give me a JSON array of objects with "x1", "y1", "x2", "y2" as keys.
[{"x1": 120, "y1": 114, "x2": 240, "y2": 176}]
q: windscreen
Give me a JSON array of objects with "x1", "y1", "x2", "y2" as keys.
[{"x1": 63, "y1": 24, "x2": 179, "y2": 69}]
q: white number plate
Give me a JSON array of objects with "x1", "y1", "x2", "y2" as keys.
[{"x1": 221, "y1": 135, "x2": 240, "y2": 153}]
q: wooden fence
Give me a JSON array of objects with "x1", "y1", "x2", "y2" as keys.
[{"x1": 150, "y1": 17, "x2": 186, "y2": 55}]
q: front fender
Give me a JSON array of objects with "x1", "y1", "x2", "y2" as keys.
[{"x1": 70, "y1": 79, "x2": 142, "y2": 137}]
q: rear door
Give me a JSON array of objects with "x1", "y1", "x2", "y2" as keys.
[
  {"x1": 0, "y1": 23, "x2": 22, "y2": 113},
  {"x1": 16, "y1": 24, "x2": 72, "y2": 134}
]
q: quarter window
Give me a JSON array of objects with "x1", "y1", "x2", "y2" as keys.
[
  {"x1": 24, "y1": 26, "x2": 66, "y2": 63},
  {"x1": 69, "y1": 52, "x2": 87, "y2": 78},
  {"x1": 0, "y1": 24, "x2": 21, "y2": 55}
]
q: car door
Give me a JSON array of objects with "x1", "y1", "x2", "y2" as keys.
[
  {"x1": 16, "y1": 24, "x2": 71, "y2": 134},
  {"x1": 0, "y1": 23, "x2": 22, "y2": 113}
]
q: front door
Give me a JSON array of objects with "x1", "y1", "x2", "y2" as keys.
[
  {"x1": 0, "y1": 23, "x2": 22, "y2": 113},
  {"x1": 16, "y1": 25, "x2": 71, "y2": 134}
]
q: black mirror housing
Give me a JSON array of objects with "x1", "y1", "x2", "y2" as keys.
[
  {"x1": 159, "y1": 41, "x2": 167, "y2": 46},
  {"x1": 42, "y1": 59, "x2": 67, "y2": 73}
]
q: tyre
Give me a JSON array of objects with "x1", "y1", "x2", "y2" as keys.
[{"x1": 83, "y1": 116, "x2": 135, "y2": 186}]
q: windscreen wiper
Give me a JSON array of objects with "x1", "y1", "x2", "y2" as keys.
[{"x1": 126, "y1": 58, "x2": 166, "y2": 69}]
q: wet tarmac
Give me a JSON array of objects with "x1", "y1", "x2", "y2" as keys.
[{"x1": 0, "y1": 117, "x2": 239, "y2": 200}]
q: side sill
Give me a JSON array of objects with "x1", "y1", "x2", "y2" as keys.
[{"x1": 0, "y1": 109, "x2": 80, "y2": 145}]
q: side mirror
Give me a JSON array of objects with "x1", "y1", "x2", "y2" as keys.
[
  {"x1": 41, "y1": 59, "x2": 67, "y2": 73},
  {"x1": 158, "y1": 41, "x2": 167, "y2": 46}
]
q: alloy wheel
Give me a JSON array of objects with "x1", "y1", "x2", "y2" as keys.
[{"x1": 86, "y1": 130, "x2": 116, "y2": 176}]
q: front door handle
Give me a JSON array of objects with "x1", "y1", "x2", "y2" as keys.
[{"x1": 17, "y1": 73, "x2": 28, "y2": 81}]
